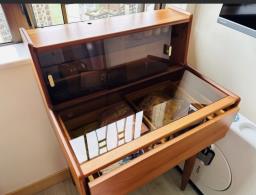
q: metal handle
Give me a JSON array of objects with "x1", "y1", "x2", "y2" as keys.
[{"x1": 48, "y1": 74, "x2": 55, "y2": 87}]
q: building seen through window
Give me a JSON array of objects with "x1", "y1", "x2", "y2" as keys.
[
  {"x1": 31, "y1": 4, "x2": 155, "y2": 27},
  {"x1": 31, "y1": 4, "x2": 64, "y2": 27},
  {"x1": 0, "y1": 4, "x2": 156, "y2": 44},
  {"x1": 0, "y1": 4, "x2": 12, "y2": 44},
  {"x1": 65, "y1": 4, "x2": 145, "y2": 23}
]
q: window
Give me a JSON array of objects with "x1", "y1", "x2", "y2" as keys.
[
  {"x1": 0, "y1": 4, "x2": 30, "y2": 44},
  {"x1": 65, "y1": 4, "x2": 144, "y2": 23},
  {"x1": 0, "y1": 3, "x2": 158, "y2": 45},
  {"x1": 31, "y1": 4, "x2": 64, "y2": 27},
  {"x1": 29, "y1": 4, "x2": 157, "y2": 27},
  {"x1": 0, "y1": 5, "x2": 12, "y2": 44}
]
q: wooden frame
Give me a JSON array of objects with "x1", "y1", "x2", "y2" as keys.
[
  {"x1": 21, "y1": 8, "x2": 240, "y2": 195},
  {"x1": 78, "y1": 96, "x2": 238, "y2": 175},
  {"x1": 22, "y1": 9, "x2": 191, "y2": 51},
  {"x1": 21, "y1": 8, "x2": 192, "y2": 110},
  {"x1": 88, "y1": 107, "x2": 238, "y2": 195},
  {"x1": 0, "y1": 3, "x2": 160, "y2": 44}
]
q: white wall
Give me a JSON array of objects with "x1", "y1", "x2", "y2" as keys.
[
  {"x1": 0, "y1": 60, "x2": 67, "y2": 194},
  {"x1": 188, "y1": 4, "x2": 256, "y2": 123}
]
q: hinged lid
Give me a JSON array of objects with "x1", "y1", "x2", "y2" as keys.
[
  {"x1": 22, "y1": 8, "x2": 192, "y2": 110},
  {"x1": 23, "y1": 8, "x2": 191, "y2": 50}
]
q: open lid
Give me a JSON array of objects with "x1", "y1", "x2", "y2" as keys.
[{"x1": 22, "y1": 8, "x2": 192, "y2": 110}]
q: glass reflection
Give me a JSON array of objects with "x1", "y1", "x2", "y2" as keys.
[
  {"x1": 67, "y1": 70, "x2": 227, "y2": 164},
  {"x1": 70, "y1": 110, "x2": 146, "y2": 163},
  {"x1": 38, "y1": 26, "x2": 172, "y2": 104},
  {"x1": 127, "y1": 71, "x2": 226, "y2": 129}
]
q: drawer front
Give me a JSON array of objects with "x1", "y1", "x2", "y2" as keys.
[{"x1": 88, "y1": 107, "x2": 238, "y2": 195}]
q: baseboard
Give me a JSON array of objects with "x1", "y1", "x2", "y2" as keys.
[{"x1": 6, "y1": 168, "x2": 70, "y2": 195}]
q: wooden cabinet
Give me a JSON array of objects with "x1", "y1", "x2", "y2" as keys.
[{"x1": 21, "y1": 8, "x2": 240, "y2": 195}]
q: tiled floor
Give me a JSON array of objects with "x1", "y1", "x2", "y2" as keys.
[{"x1": 36, "y1": 169, "x2": 198, "y2": 195}]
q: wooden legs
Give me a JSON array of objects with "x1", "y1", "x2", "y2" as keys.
[{"x1": 180, "y1": 154, "x2": 197, "y2": 190}]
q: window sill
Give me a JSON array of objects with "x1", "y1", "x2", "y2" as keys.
[{"x1": 0, "y1": 43, "x2": 32, "y2": 70}]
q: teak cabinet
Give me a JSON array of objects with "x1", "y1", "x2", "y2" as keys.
[{"x1": 21, "y1": 8, "x2": 240, "y2": 195}]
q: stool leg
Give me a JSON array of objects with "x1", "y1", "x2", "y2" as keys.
[{"x1": 180, "y1": 154, "x2": 197, "y2": 190}]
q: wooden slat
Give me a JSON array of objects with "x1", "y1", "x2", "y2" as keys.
[
  {"x1": 80, "y1": 96, "x2": 237, "y2": 176},
  {"x1": 89, "y1": 107, "x2": 238, "y2": 195}
]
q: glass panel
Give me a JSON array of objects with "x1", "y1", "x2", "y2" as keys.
[
  {"x1": 38, "y1": 26, "x2": 172, "y2": 104},
  {"x1": 65, "y1": 70, "x2": 227, "y2": 164},
  {"x1": 69, "y1": 101, "x2": 146, "y2": 163},
  {"x1": 127, "y1": 70, "x2": 226, "y2": 129},
  {"x1": 32, "y1": 4, "x2": 64, "y2": 27},
  {"x1": 65, "y1": 4, "x2": 145, "y2": 23},
  {"x1": 0, "y1": 5, "x2": 12, "y2": 44}
]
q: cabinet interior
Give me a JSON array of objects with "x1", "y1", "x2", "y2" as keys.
[{"x1": 56, "y1": 67, "x2": 230, "y2": 180}]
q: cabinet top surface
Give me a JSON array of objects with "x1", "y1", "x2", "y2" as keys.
[{"x1": 24, "y1": 8, "x2": 191, "y2": 50}]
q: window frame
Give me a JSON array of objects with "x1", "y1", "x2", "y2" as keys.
[
  {"x1": 0, "y1": 3, "x2": 162, "y2": 45},
  {"x1": 1, "y1": 4, "x2": 29, "y2": 44},
  {"x1": 26, "y1": 4, "x2": 161, "y2": 27}
]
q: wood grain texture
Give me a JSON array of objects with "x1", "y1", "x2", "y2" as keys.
[
  {"x1": 80, "y1": 96, "x2": 237, "y2": 176},
  {"x1": 21, "y1": 7, "x2": 241, "y2": 195},
  {"x1": 180, "y1": 155, "x2": 197, "y2": 190},
  {"x1": 48, "y1": 111, "x2": 87, "y2": 195},
  {"x1": 89, "y1": 107, "x2": 238, "y2": 195},
  {"x1": 27, "y1": 41, "x2": 84, "y2": 193},
  {"x1": 130, "y1": 169, "x2": 197, "y2": 195},
  {"x1": 26, "y1": 40, "x2": 86, "y2": 195},
  {"x1": 170, "y1": 21, "x2": 192, "y2": 65},
  {"x1": 34, "y1": 169, "x2": 197, "y2": 195},
  {"x1": 21, "y1": 8, "x2": 192, "y2": 111},
  {"x1": 23, "y1": 8, "x2": 191, "y2": 51}
]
